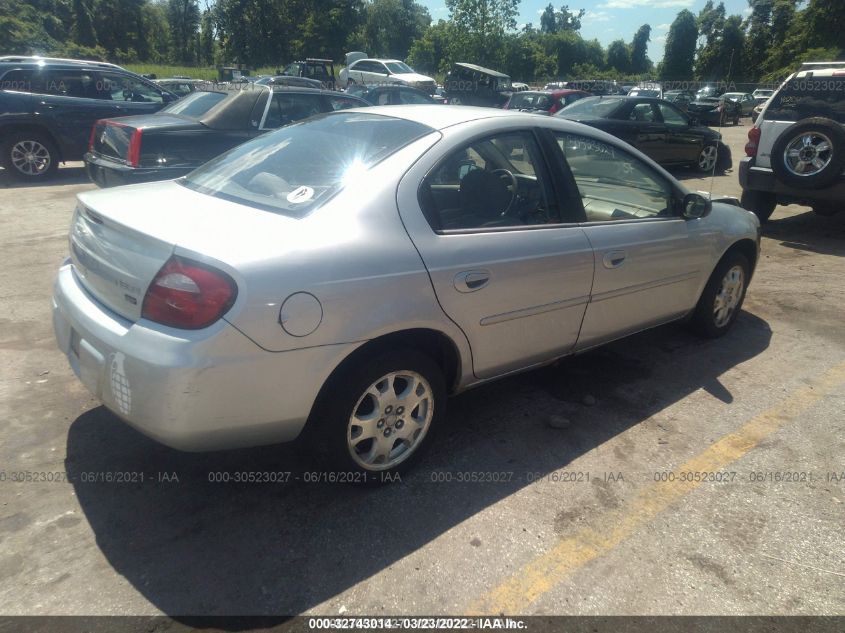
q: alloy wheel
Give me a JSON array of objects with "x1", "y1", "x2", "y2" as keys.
[
  {"x1": 783, "y1": 132, "x2": 833, "y2": 176},
  {"x1": 10, "y1": 140, "x2": 51, "y2": 176},
  {"x1": 347, "y1": 370, "x2": 434, "y2": 471},
  {"x1": 713, "y1": 265, "x2": 745, "y2": 328},
  {"x1": 698, "y1": 145, "x2": 718, "y2": 171}
]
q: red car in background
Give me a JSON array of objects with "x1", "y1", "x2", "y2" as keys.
[{"x1": 503, "y1": 89, "x2": 589, "y2": 115}]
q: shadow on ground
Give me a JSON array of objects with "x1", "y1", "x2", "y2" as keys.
[
  {"x1": 0, "y1": 165, "x2": 89, "y2": 189},
  {"x1": 764, "y1": 208, "x2": 845, "y2": 257},
  {"x1": 65, "y1": 312, "x2": 772, "y2": 624}
]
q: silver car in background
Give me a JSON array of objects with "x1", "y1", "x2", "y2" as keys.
[{"x1": 53, "y1": 106, "x2": 760, "y2": 476}]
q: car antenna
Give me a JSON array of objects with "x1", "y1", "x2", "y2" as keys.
[{"x1": 710, "y1": 56, "x2": 733, "y2": 200}]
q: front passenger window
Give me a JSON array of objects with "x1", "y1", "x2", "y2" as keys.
[{"x1": 556, "y1": 133, "x2": 674, "y2": 222}]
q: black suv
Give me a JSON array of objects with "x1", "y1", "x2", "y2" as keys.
[
  {"x1": 280, "y1": 59, "x2": 336, "y2": 91},
  {"x1": 0, "y1": 56, "x2": 177, "y2": 180},
  {"x1": 443, "y1": 63, "x2": 512, "y2": 107}
]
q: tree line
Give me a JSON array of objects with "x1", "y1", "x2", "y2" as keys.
[{"x1": 0, "y1": 0, "x2": 842, "y2": 82}]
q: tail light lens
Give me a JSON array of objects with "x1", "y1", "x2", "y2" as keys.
[
  {"x1": 88, "y1": 120, "x2": 103, "y2": 151},
  {"x1": 142, "y1": 256, "x2": 237, "y2": 329},
  {"x1": 126, "y1": 128, "x2": 143, "y2": 167},
  {"x1": 745, "y1": 126, "x2": 761, "y2": 157}
]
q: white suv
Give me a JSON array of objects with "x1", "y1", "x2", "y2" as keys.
[
  {"x1": 339, "y1": 59, "x2": 435, "y2": 94},
  {"x1": 740, "y1": 62, "x2": 845, "y2": 221}
]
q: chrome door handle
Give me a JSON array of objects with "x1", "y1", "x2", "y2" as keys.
[
  {"x1": 602, "y1": 250, "x2": 627, "y2": 269},
  {"x1": 454, "y1": 270, "x2": 490, "y2": 293}
]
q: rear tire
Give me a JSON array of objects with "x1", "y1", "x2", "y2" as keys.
[
  {"x1": 1, "y1": 130, "x2": 59, "y2": 181},
  {"x1": 741, "y1": 189, "x2": 777, "y2": 223},
  {"x1": 690, "y1": 251, "x2": 750, "y2": 338},
  {"x1": 696, "y1": 143, "x2": 719, "y2": 173},
  {"x1": 306, "y1": 349, "x2": 446, "y2": 481}
]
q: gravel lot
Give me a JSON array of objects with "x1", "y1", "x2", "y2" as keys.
[{"x1": 1, "y1": 120, "x2": 843, "y2": 620}]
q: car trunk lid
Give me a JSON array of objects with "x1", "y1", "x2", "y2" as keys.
[
  {"x1": 89, "y1": 115, "x2": 204, "y2": 164},
  {"x1": 70, "y1": 181, "x2": 301, "y2": 324},
  {"x1": 69, "y1": 203, "x2": 175, "y2": 322}
]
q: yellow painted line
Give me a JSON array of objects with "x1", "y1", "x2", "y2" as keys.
[{"x1": 468, "y1": 361, "x2": 845, "y2": 615}]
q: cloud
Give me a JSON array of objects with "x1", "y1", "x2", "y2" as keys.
[
  {"x1": 655, "y1": 23, "x2": 672, "y2": 30},
  {"x1": 600, "y1": 0, "x2": 692, "y2": 8},
  {"x1": 583, "y1": 10, "x2": 612, "y2": 22}
]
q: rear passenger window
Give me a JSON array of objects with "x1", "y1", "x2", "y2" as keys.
[
  {"x1": 0, "y1": 70, "x2": 41, "y2": 93},
  {"x1": 629, "y1": 103, "x2": 656, "y2": 122},
  {"x1": 263, "y1": 93, "x2": 323, "y2": 128},
  {"x1": 399, "y1": 90, "x2": 430, "y2": 104},
  {"x1": 328, "y1": 95, "x2": 364, "y2": 111},
  {"x1": 45, "y1": 70, "x2": 98, "y2": 98}
]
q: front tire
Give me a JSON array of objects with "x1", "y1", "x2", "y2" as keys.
[
  {"x1": 690, "y1": 251, "x2": 750, "y2": 338},
  {"x1": 307, "y1": 349, "x2": 446, "y2": 479},
  {"x1": 740, "y1": 189, "x2": 777, "y2": 223},
  {"x1": 1, "y1": 130, "x2": 59, "y2": 181}
]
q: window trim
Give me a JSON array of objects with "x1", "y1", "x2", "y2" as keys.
[{"x1": 417, "y1": 128, "x2": 568, "y2": 235}]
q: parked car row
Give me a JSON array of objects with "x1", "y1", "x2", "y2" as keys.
[{"x1": 0, "y1": 55, "x2": 178, "y2": 179}]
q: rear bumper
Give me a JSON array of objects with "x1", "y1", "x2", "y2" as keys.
[
  {"x1": 52, "y1": 262, "x2": 359, "y2": 451},
  {"x1": 84, "y1": 153, "x2": 193, "y2": 188},
  {"x1": 739, "y1": 157, "x2": 845, "y2": 203}
]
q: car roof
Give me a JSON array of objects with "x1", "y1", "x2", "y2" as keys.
[
  {"x1": 453, "y1": 63, "x2": 510, "y2": 79},
  {"x1": 340, "y1": 104, "x2": 561, "y2": 131},
  {"x1": 0, "y1": 55, "x2": 122, "y2": 70},
  {"x1": 356, "y1": 58, "x2": 403, "y2": 64}
]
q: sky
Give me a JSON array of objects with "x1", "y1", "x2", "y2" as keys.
[{"x1": 418, "y1": 0, "x2": 752, "y2": 68}]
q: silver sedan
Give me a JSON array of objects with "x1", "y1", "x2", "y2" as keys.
[{"x1": 53, "y1": 106, "x2": 760, "y2": 476}]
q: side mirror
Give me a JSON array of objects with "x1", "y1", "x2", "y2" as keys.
[{"x1": 682, "y1": 192, "x2": 711, "y2": 219}]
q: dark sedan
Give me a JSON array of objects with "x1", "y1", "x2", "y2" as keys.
[
  {"x1": 344, "y1": 84, "x2": 436, "y2": 105},
  {"x1": 687, "y1": 96, "x2": 742, "y2": 126},
  {"x1": 503, "y1": 89, "x2": 589, "y2": 115},
  {"x1": 84, "y1": 86, "x2": 369, "y2": 187},
  {"x1": 557, "y1": 96, "x2": 732, "y2": 173}
]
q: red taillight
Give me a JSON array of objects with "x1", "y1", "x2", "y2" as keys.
[
  {"x1": 89, "y1": 120, "x2": 104, "y2": 151},
  {"x1": 126, "y1": 128, "x2": 143, "y2": 167},
  {"x1": 745, "y1": 126, "x2": 761, "y2": 157},
  {"x1": 141, "y1": 256, "x2": 237, "y2": 329}
]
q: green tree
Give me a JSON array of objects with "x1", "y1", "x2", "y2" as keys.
[
  {"x1": 607, "y1": 38, "x2": 630, "y2": 73},
  {"x1": 407, "y1": 19, "x2": 452, "y2": 74},
  {"x1": 167, "y1": 0, "x2": 200, "y2": 63},
  {"x1": 661, "y1": 10, "x2": 698, "y2": 80},
  {"x1": 358, "y1": 0, "x2": 430, "y2": 59},
  {"x1": 70, "y1": 0, "x2": 97, "y2": 47},
  {"x1": 743, "y1": 0, "x2": 771, "y2": 76},
  {"x1": 445, "y1": 0, "x2": 520, "y2": 67},
  {"x1": 629, "y1": 24, "x2": 651, "y2": 74},
  {"x1": 539, "y1": 3, "x2": 556, "y2": 33},
  {"x1": 198, "y1": 8, "x2": 214, "y2": 65}
]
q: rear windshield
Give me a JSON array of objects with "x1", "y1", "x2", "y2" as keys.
[
  {"x1": 764, "y1": 77, "x2": 845, "y2": 123},
  {"x1": 509, "y1": 93, "x2": 553, "y2": 110},
  {"x1": 161, "y1": 90, "x2": 228, "y2": 117},
  {"x1": 557, "y1": 96, "x2": 621, "y2": 117},
  {"x1": 180, "y1": 112, "x2": 434, "y2": 216}
]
